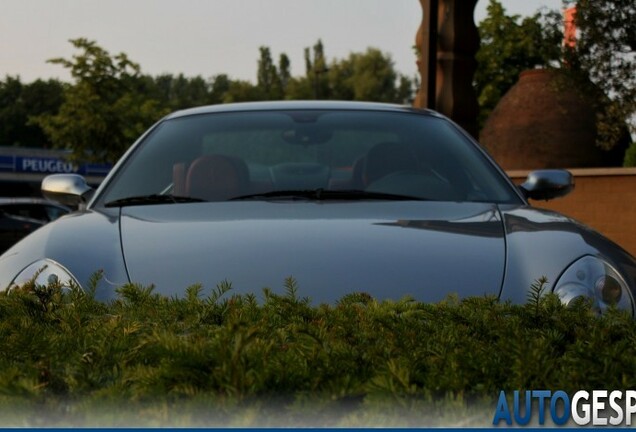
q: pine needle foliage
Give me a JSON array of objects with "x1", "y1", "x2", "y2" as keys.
[{"x1": 0, "y1": 276, "x2": 634, "y2": 426}]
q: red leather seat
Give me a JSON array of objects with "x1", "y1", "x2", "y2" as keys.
[{"x1": 185, "y1": 155, "x2": 249, "y2": 201}]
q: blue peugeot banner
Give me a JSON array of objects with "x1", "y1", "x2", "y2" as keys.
[{"x1": 0, "y1": 155, "x2": 111, "y2": 177}]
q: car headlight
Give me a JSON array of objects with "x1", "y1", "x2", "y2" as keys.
[
  {"x1": 9, "y1": 259, "x2": 80, "y2": 291},
  {"x1": 554, "y1": 255, "x2": 634, "y2": 316}
]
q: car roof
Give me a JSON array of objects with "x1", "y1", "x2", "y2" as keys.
[{"x1": 164, "y1": 100, "x2": 442, "y2": 120}]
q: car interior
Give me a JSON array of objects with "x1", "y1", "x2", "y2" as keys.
[
  {"x1": 98, "y1": 111, "x2": 522, "y2": 206},
  {"x1": 168, "y1": 138, "x2": 462, "y2": 202}
]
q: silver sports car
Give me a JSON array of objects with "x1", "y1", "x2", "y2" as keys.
[{"x1": 1, "y1": 101, "x2": 634, "y2": 314}]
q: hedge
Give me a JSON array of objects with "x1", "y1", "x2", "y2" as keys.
[{"x1": 0, "y1": 275, "x2": 634, "y2": 426}]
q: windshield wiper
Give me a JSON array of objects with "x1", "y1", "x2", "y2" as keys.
[
  {"x1": 104, "y1": 194, "x2": 206, "y2": 208},
  {"x1": 229, "y1": 189, "x2": 426, "y2": 202}
]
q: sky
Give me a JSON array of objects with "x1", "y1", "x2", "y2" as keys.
[{"x1": 0, "y1": 0, "x2": 564, "y2": 84}]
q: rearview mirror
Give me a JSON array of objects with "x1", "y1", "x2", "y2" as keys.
[
  {"x1": 42, "y1": 174, "x2": 94, "y2": 207},
  {"x1": 519, "y1": 169, "x2": 574, "y2": 201}
]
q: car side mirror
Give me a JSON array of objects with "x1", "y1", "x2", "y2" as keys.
[
  {"x1": 42, "y1": 174, "x2": 94, "y2": 208},
  {"x1": 519, "y1": 169, "x2": 574, "y2": 201}
]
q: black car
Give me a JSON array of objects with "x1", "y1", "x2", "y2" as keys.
[{"x1": 0, "y1": 198, "x2": 70, "y2": 253}]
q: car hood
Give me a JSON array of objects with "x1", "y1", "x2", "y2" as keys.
[{"x1": 119, "y1": 201, "x2": 506, "y2": 304}]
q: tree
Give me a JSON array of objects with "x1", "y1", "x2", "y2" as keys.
[
  {"x1": 327, "y1": 58, "x2": 355, "y2": 101},
  {"x1": 0, "y1": 76, "x2": 27, "y2": 147},
  {"x1": 625, "y1": 143, "x2": 636, "y2": 166},
  {"x1": 474, "y1": 0, "x2": 562, "y2": 129},
  {"x1": 22, "y1": 38, "x2": 416, "y2": 163},
  {"x1": 150, "y1": 73, "x2": 211, "y2": 110},
  {"x1": 565, "y1": 0, "x2": 635, "y2": 163},
  {"x1": 346, "y1": 48, "x2": 400, "y2": 102},
  {"x1": 329, "y1": 48, "x2": 414, "y2": 103},
  {"x1": 397, "y1": 75, "x2": 416, "y2": 105},
  {"x1": 32, "y1": 38, "x2": 167, "y2": 164},
  {"x1": 256, "y1": 47, "x2": 282, "y2": 100},
  {"x1": 305, "y1": 40, "x2": 330, "y2": 99},
  {"x1": 284, "y1": 76, "x2": 313, "y2": 100},
  {"x1": 286, "y1": 41, "x2": 414, "y2": 103},
  {"x1": 0, "y1": 76, "x2": 65, "y2": 148},
  {"x1": 475, "y1": 0, "x2": 634, "y2": 162},
  {"x1": 278, "y1": 54, "x2": 291, "y2": 95},
  {"x1": 222, "y1": 80, "x2": 262, "y2": 103},
  {"x1": 208, "y1": 74, "x2": 232, "y2": 104}
]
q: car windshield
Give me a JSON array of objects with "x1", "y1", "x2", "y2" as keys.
[{"x1": 97, "y1": 109, "x2": 521, "y2": 206}]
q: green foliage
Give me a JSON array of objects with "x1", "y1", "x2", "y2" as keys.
[
  {"x1": 330, "y1": 48, "x2": 399, "y2": 102},
  {"x1": 31, "y1": 38, "x2": 168, "y2": 164},
  {"x1": 565, "y1": 0, "x2": 635, "y2": 151},
  {"x1": 295, "y1": 42, "x2": 414, "y2": 103},
  {"x1": 0, "y1": 76, "x2": 65, "y2": 147},
  {"x1": 150, "y1": 73, "x2": 212, "y2": 110},
  {"x1": 6, "y1": 38, "x2": 415, "y2": 159},
  {"x1": 624, "y1": 142, "x2": 636, "y2": 167},
  {"x1": 475, "y1": 0, "x2": 635, "y2": 155},
  {"x1": 475, "y1": 0, "x2": 562, "y2": 129},
  {"x1": 141, "y1": 39, "x2": 413, "y2": 109},
  {"x1": 256, "y1": 47, "x2": 283, "y2": 100},
  {"x1": 0, "y1": 276, "x2": 634, "y2": 426}
]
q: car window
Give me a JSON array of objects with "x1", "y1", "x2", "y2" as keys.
[{"x1": 97, "y1": 110, "x2": 521, "y2": 205}]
